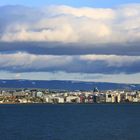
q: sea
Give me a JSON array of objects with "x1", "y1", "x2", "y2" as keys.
[{"x1": 0, "y1": 104, "x2": 140, "y2": 140}]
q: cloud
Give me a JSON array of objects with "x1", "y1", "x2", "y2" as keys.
[
  {"x1": 46, "y1": 5, "x2": 115, "y2": 20},
  {"x1": 15, "y1": 73, "x2": 21, "y2": 79},
  {"x1": 80, "y1": 55, "x2": 140, "y2": 67},
  {"x1": 0, "y1": 52, "x2": 139, "y2": 74},
  {"x1": 0, "y1": 4, "x2": 139, "y2": 56},
  {"x1": 0, "y1": 4, "x2": 140, "y2": 76}
]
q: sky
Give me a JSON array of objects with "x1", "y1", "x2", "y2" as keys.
[
  {"x1": 0, "y1": 0, "x2": 140, "y2": 7},
  {"x1": 0, "y1": 0, "x2": 140, "y2": 83}
]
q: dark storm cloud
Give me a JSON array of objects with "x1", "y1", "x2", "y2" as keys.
[
  {"x1": 0, "y1": 52, "x2": 139, "y2": 74},
  {"x1": 0, "y1": 42, "x2": 139, "y2": 56}
]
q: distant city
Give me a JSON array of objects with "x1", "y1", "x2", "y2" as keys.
[{"x1": 0, "y1": 87, "x2": 140, "y2": 104}]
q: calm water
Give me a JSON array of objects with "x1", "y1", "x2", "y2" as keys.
[{"x1": 0, "y1": 104, "x2": 140, "y2": 140}]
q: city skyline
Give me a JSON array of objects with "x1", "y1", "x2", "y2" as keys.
[{"x1": 0, "y1": 0, "x2": 140, "y2": 83}]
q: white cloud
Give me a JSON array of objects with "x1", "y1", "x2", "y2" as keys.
[
  {"x1": 0, "y1": 52, "x2": 73, "y2": 68},
  {"x1": 15, "y1": 73, "x2": 21, "y2": 79},
  {"x1": 1, "y1": 4, "x2": 140, "y2": 45},
  {"x1": 46, "y1": 5, "x2": 115, "y2": 20}
]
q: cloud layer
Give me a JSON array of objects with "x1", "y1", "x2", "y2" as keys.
[
  {"x1": 0, "y1": 4, "x2": 140, "y2": 75},
  {"x1": 0, "y1": 5, "x2": 140, "y2": 55},
  {"x1": 0, "y1": 52, "x2": 139, "y2": 74}
]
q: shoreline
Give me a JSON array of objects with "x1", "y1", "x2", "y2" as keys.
[{"x1": 0, "y1": 102, "x2": 140, "y2": 105}]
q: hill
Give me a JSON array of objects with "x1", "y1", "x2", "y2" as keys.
[{"x1": 0, "y1": 80, "x2": 139, "y2": 91}]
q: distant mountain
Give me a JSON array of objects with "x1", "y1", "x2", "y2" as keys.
[{"x1": 0, "y1": 79, "x2": 139, "y2": 91}]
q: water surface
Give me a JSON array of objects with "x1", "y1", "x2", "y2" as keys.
[{"x1": 0, "y1": 104, "x2": 140, "y2": 140}]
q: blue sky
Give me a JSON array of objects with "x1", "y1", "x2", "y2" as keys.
[
  {"x1": 0, "y1": 0, "x2": 140, "y2": 7},
  {"x1": 0, "y1": 0, "x2": 140, "y2": 83}
]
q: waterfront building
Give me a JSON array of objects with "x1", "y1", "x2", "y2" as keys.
[
  {"x1": 66, "y1": 96, "x2": 80, "y2": 103},
  {"x1": 106, "y1": 94, "x2": 112, "y2": 102},
  {"x1": 36, "y1": 91, "x2": 44, "y2": 98},
  {"x1": 56, "y1": 97, "x2": 65, "y2": 103}
]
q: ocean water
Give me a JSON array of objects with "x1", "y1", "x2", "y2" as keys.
[{"x1": 0, "y1": 104, "x2": 140, "y2": 140}]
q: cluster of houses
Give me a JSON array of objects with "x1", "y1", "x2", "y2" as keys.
[{"x1": 0, "y1": 88, "x2": 140, "y2": 104}]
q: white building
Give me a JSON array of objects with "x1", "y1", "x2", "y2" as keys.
[
  {"x1": 44, "y1": 95, "x2": 53, "y2": 103},
  {"x1": 57, "y1": 97, "x2": 65, "y2": 103},
  {"x1": 19, "y1": 98, "x2": 28, "y2": 103},
  {"x1": 66, "y1": 96, "x2": 80, "y2": 103},
  {"x1": 106, "y1": 94, "x2": 116, "y2": 103},
  {"x1": 116, "y1": 94, "x2": 121, "y2": 103}
]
